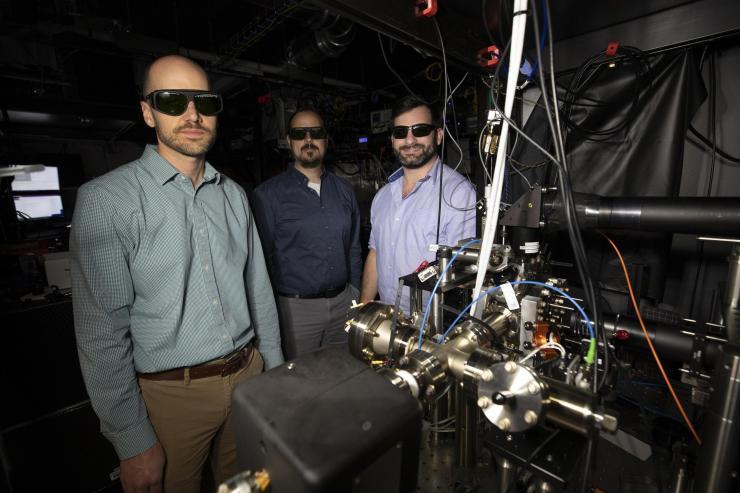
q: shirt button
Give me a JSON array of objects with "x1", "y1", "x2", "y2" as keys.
[
  {"x1": 204, "y1": 265, "x2": 210, "y2": 272},
  {"x1": 212, "y1": 299, "x2": 218, "y2": 305},
  {"x1": 199, "y1": 229, "x2": 204, "y2": 235},
  {"x1": 222, "y1": 335, "x2": 228, "y2": 340}
]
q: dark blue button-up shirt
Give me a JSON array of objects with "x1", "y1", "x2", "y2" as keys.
[{"x1": 253, "y1": 165, "x2": 362, "y2": 294}]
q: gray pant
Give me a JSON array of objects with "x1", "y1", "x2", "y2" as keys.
[{"x1": 277, "y1": 284, "x2": 359, "y2": 360}]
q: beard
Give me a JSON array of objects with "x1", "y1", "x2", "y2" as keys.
[
  {"x1": 394, "y1": 141, "x2": 438, "y2": 169},
  {"x1": 293, "y1": 143, "x2": 324, "y2": 168},
  {"x1": 156, "y1": 122, "x2": 216, "y2": 158}
]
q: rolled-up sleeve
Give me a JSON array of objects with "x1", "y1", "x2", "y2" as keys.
[
  {"x1": 443, "y1": 179, "x2": 477, "y2": 244},
  {"x1": 70, "y1": 184, "x2": 157, "y2": 460}
]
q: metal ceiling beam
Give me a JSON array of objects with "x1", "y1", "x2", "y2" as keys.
[
  {"x1": 546, "y1": 0, "x2": 740, "y2": 71},
  {"x1": 311, "y1": 0, "x2": 488, "y2": 71}
]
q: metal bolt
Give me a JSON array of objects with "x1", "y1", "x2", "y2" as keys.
[
  {"x1": 505, "y1": 434, "x2": 513, "y2": 442},
  {"x1": 286, "y1": 362, "x2": 295, "y2": 370},
  {"x1": 361, "y1": 420, "x2": 372, "y2": 431},
  {"x1": 480, "y1": 369, "x2": 494, "y2": 382},
  {"x1": 546, "y1": 454, "x2": 553, "y2": 462},
  {"x1": 528, "y1": 382, "x2": 540, "y2": 395},
  {"x1": 524, "y1": 410, "x2": 538, "y2": 425},
  {"x1": 399, "y1": 356, "x2": 410, "y2": 366},
  {"x1": 504, "y1": 361, "x2": 517, "y2": 373},
  {"x1": 498, "y1": 418, "x2": 511, "y2": 431},
  {"x1": 425, "y1": 386, "x2": 436, "y2": 398},
  {"x1": 477, "y1": 396, "x2": 492, "y2": 409}
]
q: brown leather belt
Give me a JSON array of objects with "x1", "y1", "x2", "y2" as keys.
[{"x1": 137, "y1": 342, "x2": 254, "y2": 381}]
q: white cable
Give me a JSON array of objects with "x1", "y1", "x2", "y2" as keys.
[
  {"x1": 470, "y1": 0, "x2": 529, "y2": 318},
  {"x1": 519, "y1": 342, "x2": 566, "y2": 364},
  {"x1": 478, "y1": 123, "x2": 493, "y2": 182},
  {"x1": 447, "y1": 72, "x2": 469, "y2": 103}
]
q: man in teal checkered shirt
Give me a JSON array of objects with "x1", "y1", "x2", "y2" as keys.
[{"x1": 71, "y1": 55, "x2": 283, "y2": 493}]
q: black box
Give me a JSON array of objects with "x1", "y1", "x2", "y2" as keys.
[{"x1": 232, "y1": 347, "x2": 422, "y2": 493}]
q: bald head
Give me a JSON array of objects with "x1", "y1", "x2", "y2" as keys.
[{"x1": 142, "y1": 55, "x2": 210, "y2": 96}]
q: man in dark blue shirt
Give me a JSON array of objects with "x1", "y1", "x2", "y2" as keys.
[{"x1": 253, "y1": 107, "x2": 362, "y2": 359}]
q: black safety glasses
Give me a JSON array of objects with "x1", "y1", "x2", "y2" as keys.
[
  {"x1": 288, "y1": 126, "x2": 327, "y2": 140},
  {"x1": 145, "y1": 90, "x2": 223, "y2": 116},
  {"x1": 391, "y1": 123, "x2": 436, "y2": 139}
]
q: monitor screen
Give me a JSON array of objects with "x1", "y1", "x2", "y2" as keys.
[
  {"x1": 13, "y1": 195, "x2": 64, "y2": 219},
  {"x1": 11, "y1": 165, "x2": 60, "y2": 192}
]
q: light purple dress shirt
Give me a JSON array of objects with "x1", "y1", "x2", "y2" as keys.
[{"x1": 369, "y1": 159, "x2": 477, "y2": 312}]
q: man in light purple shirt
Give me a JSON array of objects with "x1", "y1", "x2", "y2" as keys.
[{"x1": 360, "y1": 96, "x2": 476, "y2": 313}]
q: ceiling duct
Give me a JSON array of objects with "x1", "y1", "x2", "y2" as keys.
[{"x1": 286, "y1": 10, "x2": 355, "y2": 68}]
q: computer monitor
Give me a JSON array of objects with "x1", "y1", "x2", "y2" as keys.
[
  {"x1": 13, "y1": 195, "x2": 64, "y2": 220},
  {"x1": 8, "y1": 165, "x2": 64, "y2": 220},
  {"x1": 11, "y1": 165, "x2": 60, "y2": 192}
]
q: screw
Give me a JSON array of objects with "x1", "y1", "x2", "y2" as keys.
[
  {"x1": 505, "y1": 361, "x2": 517, "y2": 373},
  {"x1": 505, "y1": 434, "x2": 513, "y2": 442},
  {"x1": 480, "y1": 369, "x2": 494, "y2": 382},
  {"x1": 286, "y1": 362, "x2": 295, "y2": 370},
  {"x1": 498, "y1": 418, "x2": 511, "y2": 431},
  {"x1": 528, "y1": 382, "x2": 540, "y2": 395},
  {"x1": 477, "y1": 396, "x2": 492, "y2": 409},
  {"x1": 524, "y1": 410, "x2": 538, "y2": 425}
]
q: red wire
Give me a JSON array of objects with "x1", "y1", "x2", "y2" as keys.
[{"x1": 601, "y1": 233, "x2": 702, "y2": 445}]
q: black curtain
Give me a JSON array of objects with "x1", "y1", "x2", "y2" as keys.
[{"x1": 511, "y1": 49, "x2": 706, "y2": 309}]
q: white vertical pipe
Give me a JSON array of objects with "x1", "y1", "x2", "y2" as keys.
[{"x1": 470, "y1": 0, "x2": 529, "y2": 317}]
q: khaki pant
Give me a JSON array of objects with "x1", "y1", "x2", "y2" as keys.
[{"x1": 138, "y1": 349, "x2": 264, "y2": 493}]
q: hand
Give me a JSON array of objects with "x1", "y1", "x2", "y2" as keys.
[{"x1": 119, "y1": 441, "x2": 165, "y2": 493}]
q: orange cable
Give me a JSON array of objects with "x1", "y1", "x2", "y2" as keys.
[{"x1": 601, "y1": 233, "x2": 702, "y2": 445}]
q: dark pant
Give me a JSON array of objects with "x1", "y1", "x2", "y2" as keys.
[{"x1": 278, "y1": 284, "x2": 358, "y2": 360}]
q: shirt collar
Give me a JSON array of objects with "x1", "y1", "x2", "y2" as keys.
[
  {"x1": 388, "y1": 158, "x2": 441, "y2": 184},
  {"x1": 141, "y1": 144, "x2": 221, "y2": 186},
  {"x1": 288, "y1": 162, "x2": 327, "y2": 185}
]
